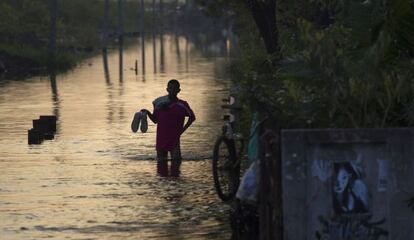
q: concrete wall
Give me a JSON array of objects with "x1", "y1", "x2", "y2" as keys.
[{"x1": 281, "y1": 128, "x2": 414, "y2": 240}]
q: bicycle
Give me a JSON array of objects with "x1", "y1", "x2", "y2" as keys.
[
  {"x1": 212, "y1": 95, "x2": 245, "y2": 202},
  {"x1": 212, "y1": 86, "x2": 272, "y2": 202}
]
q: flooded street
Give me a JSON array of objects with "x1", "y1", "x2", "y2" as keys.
[{"x1": 0, "y1": 35, "x2": 232, "y2": 239}]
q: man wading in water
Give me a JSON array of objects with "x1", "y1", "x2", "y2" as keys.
[{"x1": 142, "y1": 79, "x2": 195, "y2": 177}]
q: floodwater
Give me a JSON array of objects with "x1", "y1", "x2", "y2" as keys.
[{"x1": 0, "y1": 35, "x2": 232, "y2": 239}]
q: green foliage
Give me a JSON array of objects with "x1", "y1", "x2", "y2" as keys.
[
  {"x1": 0, "y1": 0, "x2": 148, "y2": 71},
  {"x1": 58, "y1": 0, "x2": 103, "y2": 47},
  {"x1": 289, "y1": 0, "x2": 414, "y2": 127},
  {"x1": 407, "y1": 195, "x2": 414, "y2": 211},
  {"x1": 0, "y1": 1, "x2": 49, "y2": 44},
  {"x1": 195, "y1": 0, "x2": 233, "y2": 17},
  {"x1": 0, "y1": 2, "x2": 18, "y2": 39},
  {"x1": 19, "y1": 0, "x2": 49, "y2": 36},
  {"x1": 221, "y1": 0, "x2": 414, "y2": 128},
  {"x1": 0, "y1": 42, "x2": 76, "y2": 71}
]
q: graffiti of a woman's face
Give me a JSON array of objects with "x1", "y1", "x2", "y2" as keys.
[{"x1": 334, "y1": 167, "x2": 349, "y2": 193}]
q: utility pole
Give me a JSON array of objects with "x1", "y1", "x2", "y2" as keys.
[
  {"x1": 48, "y1": 0, "x2": 58, "y2": 61},
  {"x1": 152, "y1": 0, "x2": 157, "y2": 73},
  {"x1": 102, "y1": 0, "x2": 111, "y2": 84},
  {"x1": 140, "y1": 0, "x2": 145, "y2": 33},
  {"x1": 159, "y1": 0, "x2": 164, "y2": 20},
  {"x1": 174, "y1": 0, "x2": 181, "y2": 60},
  {"x1": 117, "y1": 0, "x2": 124, "y2": 45},
  {"x1": 159, "y1": 0, "x2": 165, "y2": 72},
  {"x1": 103, "y1": 0, "x2": 109, "y2": 47},
  {"x1": 140, "y1": 0, "x2": 146, "y2": 75}
]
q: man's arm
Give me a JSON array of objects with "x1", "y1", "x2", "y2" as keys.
[
  {"x1": 182, "y1": 114, "x2": 195, "y2": 134},
  {"x1": 181, "y1": 102, "x2": 195, "y2": 134},
  {"x1": 141, "y1": 109, "x2": 157, "y2": 123}
]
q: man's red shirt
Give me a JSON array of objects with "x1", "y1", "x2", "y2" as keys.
[{"x1": 153, "y1": 99, "x2": 195, "y2": 151}]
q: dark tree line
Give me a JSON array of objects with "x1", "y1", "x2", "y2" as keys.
[
  {"x1": 198, "y1": 0, "x2": 414, "y2": 128},
  {"x1": 197, "y1": 0, "x2": 414, "y2": 239}
]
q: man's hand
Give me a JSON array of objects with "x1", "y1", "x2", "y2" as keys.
[
  {"x1": 181, "y1": 116, "x2": 195, "y2": 135},
  {"x1": 141, "y1": 109, "x2": 157, "y2": 123}
]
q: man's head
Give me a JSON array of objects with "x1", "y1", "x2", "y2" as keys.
[{"x1": 167, "y1": 79, "x2": 180, "y2": 98}]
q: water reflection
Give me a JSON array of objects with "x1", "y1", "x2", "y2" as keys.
[
  {"x1": 49, "y1": 73, "x2": 60, "y2": 133},
  {"x1": 102, "y1": 48, "x2": 111, "y2": 84},
  {"x1": 141, "y1": 34, "x2": 146, "y2": 78},
  {"x1": 160, "y1": 34, "x2": 165, "y2": 73},
  {"x1": 159, "y1": 0, "x2": 166, "y2": 73},
  {"x1": 119, "y1": 41, "x2": 124, "y2": 82},
  {"x1": 174, "y1": 34, "x2": 181, "y2": 61},
  {"x1": 0, "y1": 33, "x2": 232, "y2": 239},
  {"x1": 185, "y1": 35, "x2": 189, "y2": 72},
  {"x1": 94, "y1": 34, "x2": 232, "y2": 158}
]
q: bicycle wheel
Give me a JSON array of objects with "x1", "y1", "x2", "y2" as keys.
[{"x1": 212, "y1": 136, "x2": 240, "y2": 202}]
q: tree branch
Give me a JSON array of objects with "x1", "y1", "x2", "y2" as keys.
[{"x1": 245, "y1": 0, "x2": 278, "y2": 54}]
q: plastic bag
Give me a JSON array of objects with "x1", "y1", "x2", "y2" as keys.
[
  {"x1": 247, "y1": 112, "x2": 260, "y2": 163},
  {"x1": 152, "y1": 95, "x2": 170, "y2": 109},
  {"x1": 236, "y1": 160, "x2": 260, "y2": 203}
]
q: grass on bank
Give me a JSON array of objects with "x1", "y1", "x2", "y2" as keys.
[{"x1": 0, "y1": 43, "x2": 89, "y2": 74}]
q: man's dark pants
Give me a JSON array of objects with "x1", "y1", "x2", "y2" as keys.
[{"x1": 156, "y1": 144, "x2": 181, "y2": 177}]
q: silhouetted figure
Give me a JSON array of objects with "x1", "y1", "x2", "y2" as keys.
[{"x1": 142, "y1": 79, "x2": 195, "y2": 177}]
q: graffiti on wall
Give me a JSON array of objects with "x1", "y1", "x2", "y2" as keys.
[
  {"x1": 313, "y1": 149, "x2": 389, "y2": 240},
  {"x1": 332, "y1": 161, "x2": 369, "y2": 214},
  {"x1": 315, "y1": 215, "x2": 388, "y2": 240}
]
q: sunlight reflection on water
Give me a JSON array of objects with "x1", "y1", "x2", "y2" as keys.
[{"x1": 0, "y1": 35, "x2": 232, "y2": 239}]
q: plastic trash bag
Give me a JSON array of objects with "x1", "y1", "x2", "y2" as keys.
[
  {"x1": 248, "y1": 112, "x2": 260, "y2": 163},
  {"x1": 236, "y1": 160, "x2": 260, "y2": 203},
  {"x1": 152, "y1": 95, "x2": 170, "y2": 109}
]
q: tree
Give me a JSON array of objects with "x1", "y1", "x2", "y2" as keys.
[{"x1": 245, "y1": 0, "x2": 278, "y2": 54}]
